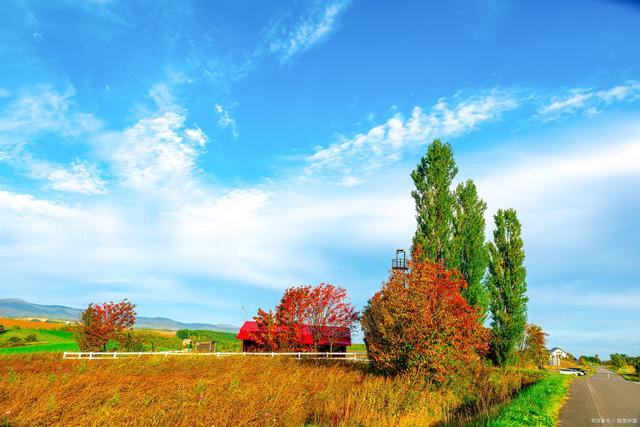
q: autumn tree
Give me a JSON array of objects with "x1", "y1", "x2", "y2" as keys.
[
  {"x1": 521, "y1": 324, "x2": 548, "y2": 368},
  {"x1": 252, "y1": 309, "x2": 280, "y2": 351},
  {"x1": 487, "y1": 209, "x2": 528, "y2": 366},
  {"x1": 361, "y1": 247, "x2": 490, "y2": 382},
  {"x1": 411, "y1": 139, "x2": 458, "y2": 264},
  {"x1": 252, "y1": 284, "x2": 358, "y2": 352},
  {"x1": 275, "y1": 286, "x2": 312, "y2": 351},
  {"x1": 450, "y1": 179, "x2": 489, "y2": 318},
  {"x1": 76, "y1": 300, "x2": 137, "y2": 352},
  {"x1": 305, "y1": 285, "x2": 359, "y2": 352}
]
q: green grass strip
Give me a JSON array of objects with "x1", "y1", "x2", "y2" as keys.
[
  {"x1": 0, "y1": 342, "x2": 79, "y2": 354},
  {"x1": 477, "y1": 373, "x2": 571, "y2": 427}
]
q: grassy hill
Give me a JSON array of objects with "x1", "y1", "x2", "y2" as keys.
[
  {"x1": 0, "y1": 328, "x2": 78, "y2": 354},
  {"x1": 0, "y1": 299, "x2": 238, "y2": 332}
]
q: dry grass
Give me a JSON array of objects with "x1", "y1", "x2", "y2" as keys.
[{"x1": 0, "y1": 354, "x2": 535, "y2": 426}]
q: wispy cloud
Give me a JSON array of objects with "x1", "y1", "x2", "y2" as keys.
[
  {"x1": 214, "y1": 104, "x2": 239, "y2": 139},
  {"x1": 267, "y1": 0, "x2": 351, "y2": 64},
  {"x1": 0, "y1": 85, "x2": 100, "y2": 141},
  {"x1": 538, "y1": 80, "x2": 640, "y2": 121},
  {"x1": 306, "y1": 90, "x2": 519, "y2": 185},
  {"x1": 39, "y1": 159, "x2": 107, "y2": 195},
  {"x1": 95, "y1": 112, "x2": 207, "y2": 197}
]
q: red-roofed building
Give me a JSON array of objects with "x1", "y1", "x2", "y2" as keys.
[{"x1": 236, "y1": 321, "x2": 351, "y2": 353}]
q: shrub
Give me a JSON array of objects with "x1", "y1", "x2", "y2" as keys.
[
  {"x1": 0, "y1": 325, "x2": 5, "y2": 334},
  {"x1": 361, "y1": 246, "x2": 490, "y2": 382},
  {"x1": 115, "y1": 330, "x2": 145, "y2": 352},
  {"x1": 25, "y1": 333, "x2": 38, "y2": 343},
  {"x1": 3, "y1": 336, "x2": 24, "y2": 348},
  {"x1": 609, "y1": 353, "x2": 626, "y2": 369}
]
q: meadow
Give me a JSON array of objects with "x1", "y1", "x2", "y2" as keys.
[
  {"x1": 0, "y1": 319, "x2": 573, "y2": 426},
  {"x1": 0, "y1": 353, "x2": 541, "y2": 427},
  {"x1": 0, "y1": 319, "x2": 365, "y2": 355}
]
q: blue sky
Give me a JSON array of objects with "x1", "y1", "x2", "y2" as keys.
[{"x1": 1, "y1": 0, "x2": 639, "y2": 357}]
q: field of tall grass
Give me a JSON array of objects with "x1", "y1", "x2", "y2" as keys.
[{"x1": 0, "y1": 354, "x2": 539, "y2": 426}]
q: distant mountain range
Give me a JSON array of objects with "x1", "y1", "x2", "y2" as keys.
[{"x1": 0, "y1": 298, "x2": 238, "y2": 333}]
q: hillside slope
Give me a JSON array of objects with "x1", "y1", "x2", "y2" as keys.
[{"x1": 0, "y1": 298, "x2": 238, "y2": 332}]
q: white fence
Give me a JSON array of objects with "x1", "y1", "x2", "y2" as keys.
[{"x1": 63, "y1": 351, "x2": 369, "y2": 362}]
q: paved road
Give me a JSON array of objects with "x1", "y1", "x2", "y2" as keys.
[{"x1": 559, "y1": 366, "x2": 640, "y2": 426}]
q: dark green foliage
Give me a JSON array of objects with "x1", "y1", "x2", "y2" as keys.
[
  {"x1": 580, "y1": 355, "x2": 601, "y2": 364},
  {"x1": 25, "y1": 333, "x2": 37, "y2": 343},
  {"x1": 0, "y1": 325, "x2": 5, "y2": 334},
  {"x1": 487, "y1": 209, "x2": 528, "y2": 366},
  {"x1": 451, "y1": 179, "x2": 490, "y2": 317},
  {"x1": 411, "y1": 139, "x2": 458, "y2": 264}
]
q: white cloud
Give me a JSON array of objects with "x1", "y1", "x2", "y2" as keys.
[
  {"x1": 538, "y1": 80, "x2": 640, "y2": 121},
  {"x1": 307, "y1": 90, "x2": 518, "y2": 182},
  {"x1": 97, "y1": 112, "x2": 207, "y2": 196},
  {"x1": 214, "y1": 104, "x2": 238, "y2": 138},
  {"x1": 0, "y1": 189, "x2": 79, "y2": 220},
  {"x1": 267, "y1": 0, "x2": 351, "y2": 64},
  {"x1": 0, "y1": 85, "x2": 100, "y2": 140},
  {"x1": 46, "y1": 160, "x2": 107, "y2": 195}
]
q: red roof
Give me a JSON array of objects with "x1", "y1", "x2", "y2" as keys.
[{"x1": 237, "y1": 321, "x2": 351, "y2": 346}]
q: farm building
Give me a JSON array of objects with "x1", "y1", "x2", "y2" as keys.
[
  {"x1": 548, "y1": 347, "x2": 569, "y2": 366},
  {"x1": 236, "y1": 321, "x2": 351, "y2": 353}
]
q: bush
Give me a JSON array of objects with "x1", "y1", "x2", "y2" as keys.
[
  {"x1": 0, "y1": 325, "x2": 6, "y2": 334},
  {"x1": 3, "y1": 337, "x2": 24, "y2": 348},
  {"x1": 361, "y1": 246, "x2": 490, "y2": 382},
  {"x1": 609, "y1": 353, "x2": 626, "y2": 369},
  {"x1": 115, "y1": 331, "x2": 145, "y2": 352},
  {"x1": 25, "y1": 333, "x2": 38, "y2": 343}
]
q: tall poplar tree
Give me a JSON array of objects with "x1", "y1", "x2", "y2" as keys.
[
  {"x1": 487, "y1": 208, "x2": 528, "y2": 366},
  {"x1": 411, "y1": 139, "x2": 458, "y2": 264},
  {"x1": 451, "y1": 180, "x2": 489, "y2": 318}
]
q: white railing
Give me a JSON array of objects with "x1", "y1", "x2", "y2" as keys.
[{"x1": 63, "y1": 351, "x2": 369, "y2": 361}]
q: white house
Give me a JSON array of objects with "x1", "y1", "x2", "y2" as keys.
[{"x1": 549, "y1": 347, "x2": 569, "y2": 366}]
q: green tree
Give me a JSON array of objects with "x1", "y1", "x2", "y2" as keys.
[
  {"x1": 451, "y1": 179, "x2": 489, "y2": 317},
  {"x1": 411, "y1": 139, "x2": 458, "y2": 264},
  {"x1": 487, "y1": 208, "x2": 528, "y2": 366}
]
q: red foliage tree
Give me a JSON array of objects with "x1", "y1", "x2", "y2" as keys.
[
  {"x1": 76, "y1": 300, "x2": 137, "y2": 352},
  {"x1": 252, "y1": 309, "x2": 280, "y2": 352},
  {"x1": 361, "y1": 246, "x2": 490, "y2": 382},
  {"x1": 252, "y1": 284, "x2": 359, "y2": 352},
  {"x1": 275, "y1": 286, "x2": 312, "y2": 350},
  {"x1": 304, "y1": 284, "x2": 359, "y2": 352}
]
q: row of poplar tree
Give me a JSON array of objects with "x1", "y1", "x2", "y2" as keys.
[{"x1": 411, "y1": 139, "x2": 528, "y2": 366}]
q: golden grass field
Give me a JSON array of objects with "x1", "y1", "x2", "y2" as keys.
[
  {"x1": 0, "y1": 354, "x2": 535, "y2": 426},
  {"x1": 0, "y1": 318, "x2": 71, "y2": 330}
]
